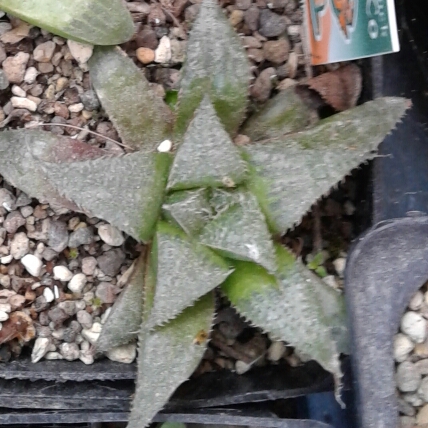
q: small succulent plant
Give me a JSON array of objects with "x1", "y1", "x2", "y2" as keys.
[{"x1": 0, "y1": 1, "x2": 407, "y2": 427}]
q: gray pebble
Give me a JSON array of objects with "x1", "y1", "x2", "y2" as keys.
[
  {"x1": 97, "y1": 249, "x2": 125, "y2": 277},
  {"x1": 80, "y1": 89, "x2": 100, "y2": 111},
  {"x1": 48, "y1": 220, "x2": 69, "y2": 253},
  {"x1": 419, "y1": 376, "x2": 428, "y2": 401},
  {"x1": 415, "y1": 359, "x2": 428, "y2": 376},
  {"x1": 400, "y1": 416, "x2": 415, "y2": 428},
  {"x1": 259, "y1": 9, "x2": 287, "y2": 37},
  {"x1": 47, "y1": 307, "x2": 69, "y2": 325},
  {"x1": 82, "y1": 257, "x2": 97, "y2": 276},
  {"x1": 0, "y1": 69, "x2": 9, "y2": 90},
  {"x1": 77, "y1": 310, "x2": 93, "y2": 329},
  {"x1": 15, "y1": 192, "x2": 32, "y2": 207},
  {"x1": 396, "y1": 361, "x2": 421, "y2": 392},
  {"x1": 96, "y1": 282, "x2": 119, "y2": 304},
  {"x1": 34, "y1": 296, "x2": 49, "y2": 312},
  {"x1": 398, "y1": 397, "x2": 416, "y2": 416},
  {"x1": 58, "y1": 300, "x2": 77, "y2": 316},
  {"x1": 63, "y1": 327, "x2": 78, "y2": 343},
  {"x1": 0, "y1": 188, "x2": 15, "y2": 211},
  {"x1": 42, "y1": 247, "x2": 58, "y2": 261},
  {"x1": 402, "y1": 392, "x2": 423, "y2": 407},
  {"x1": 68, "y1": 227, "x2": 94, "y2": 248},
  {"x1": 4, "y1": 211, "x2": 25, "y2": 233}
]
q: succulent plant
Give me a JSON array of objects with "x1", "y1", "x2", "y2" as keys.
[{"x1": 0, "y1": 0, "x2": 407, "y2": 427}]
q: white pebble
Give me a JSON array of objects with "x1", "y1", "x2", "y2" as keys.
[
  {"x1": 267, "y1": 341, "x2": 286, "y2": 362},
  {"x1": 394, "y1": 333, "x2": 415, "y2": 362},
  {"x1": 31, "y1": 337, "x2": 51, "y2": 362},
  {"x1": 67, "y1": 39, "x2": 93, "y2": 64},
  {"x1": 11, "y1": 96, "x2": 37, "y2": 112},
  {"x1": 60, "y1": 343, "x2": 80, "y2": 361},
  {"x1": 82, "y1": 322, "x2": 102, "y2": 344},
  {"x1": 401, "y1": 311, "x2": 427, "y2": 343},
  {"x1": 21, "y1": 254, "x2": 43, "y2": 277},
  {"x1": 79, "y1": 350, "x2": 94, "y2": 365},
  {"x1": 68, "y1": 102, "x2": 84, "y2": 113},
  {"x1": 1, "y1": 255, "x2": 13, "y2": 264},
  {"x1": 53, "y1": 265, "x2": 73, "y2": 282},
  {"x1": 235, "y1": 360, "x2": 251, "y2": 375},
  {"x1": 11, "y1": 85, "x2": 26, "y2": 97},
  {"x1": 322, "y1": 275, "x2": 339, "y2": 289},
  {"x1": 154, "y1": 36, "x2": 171, "y2": 63},
  {"x1": 0, "y1": 303, "x2": 11, "y2": 313},
  {"x1": 44, "y1": 352, "x2": 63, "y2": 360},
  {"x1": 10, "y1": 231, "x2": 29, "y2": 260},
  {"x1": 43, "y1": 287, "x2": 55, "y2": 303},
  {"x1": 98, "y1": 224, "x2": 124, "y2": 247},
  {"x1": 333, "y1": 258, "x2": 346, "y2": 278},
  {"x1": 100, "y1": 307, "x2": 112, "y2": 324},
  {"x1": 24, "y1": 66, "x2": 39, "y2": 84},
  {"x1": 68, "y1": 273, "x2": 87, "y2": 293},
  {"x1": 54, "y1": 285, "x2": 59, "y2": 299},
  {"x1": 409, "y1": 291, "x2": 424, "y2": 311},
  {"x1": 0, "y1": 311, "x2": 8, "y2": 322},
  {"x1": 157, "y1": 139, "x2": 172, "y2": 152},
  {"x1": 106, "y1": 343, "x2": 137, "y2": 364}
]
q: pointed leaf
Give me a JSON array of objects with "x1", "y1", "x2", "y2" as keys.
[
  {"x1": 168, "y1": 96, "x2": 247, "y2": 191},
  {"x1": 175, "y1": 0, "x2": 250, "y2": 136},
  {"x1": 96, "y1": 252, "x2": 146, "y2": 353},
  {"x1": 243, "y1": 97, "x2": 409, "y2": 235},
  {"x1": 199, "y1": 189, "x2": 277, "y2": 272},
  {"x1": 148, "y1": 222, "x2": 231, "y2": 329},
  {"x1": 162, "y1": 188, "x2": 213, "y2": 235},
  {"x1": 44, "y1": 152, "x2": 172, "y2": 242},
  {"x1": 221, "y1": 244, "x2": 347, "y2": 376},
  {"x1": 128, "y1": 293, "x2": 215, "y2": 428},
  {"x1": 241, "y1": 87, "x2": 318, "y2": 141},
  {"x1": 0, "y1": 0, "x2": 134, "y2": 45},
  {"x1": 0, "y1": 130, "x2": 105, "y2": 213},
  {"x1": 89, "y1": 47, "x2": 174, "y2": 151}
]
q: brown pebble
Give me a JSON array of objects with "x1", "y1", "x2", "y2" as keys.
[
  {"x1": 247, "y1": 48, "x2": 264, "y2": 63},
  {"x1": 136, "y1": 47, "x2": 155, "y2": 65},
  {"x1": 263, "y1": 38, "x2": 290, "y2": 64},
  {"x1": 250, "y1": 67, "x2": 276, "y2": 102},
  {"x1": 229, "y1": 9, "x2": 244, "y2": 27}
]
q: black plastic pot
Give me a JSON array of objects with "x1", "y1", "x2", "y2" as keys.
[{"x1": 345, "y1": 0, "x2": 428, "y2": 427}]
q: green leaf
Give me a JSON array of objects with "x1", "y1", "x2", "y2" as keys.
[
  {"x1": 96, "y1": 252, "x2": 147, "y2": 353},
  {"x1": 307, "y1": 251, "x2": 325, "y2": 270},
  {"x1": 0, "y1": 0, "x2": 134, "y2": 45},
  {"x1": 147, "y1": 222, "x2": 232, "y2": 329},
  {"x1": 162, "y1": 188, "x2": 213, "y2": 236},
  {"x1": 128, "y1": 292, "x2": 215, "y2": 428},
  {"x1": 243, "y1": 97, "x2": 409, "y2": 235},
  {"x1": 165, "y1": 90, "x2": 179, "y2": 109},
  {"x1": 168, "y1": 96, "x2": 248, "y2": 191},
  {"x1": 175, "y1": 0, "x2": 250, "y2": 136},
  {"x1": 89, "y1": 47, "x2": 174, "y2": 152},
  {"x1": 241, "y1": 87, "x2": 317, "y2": 141},
  {"x1": 199, "y1": 189, "x2": 277, "y2": 273},
  {"x1": 43, "y1": 151, "x2": 172, "y2": 242},
  {"x1": 0, "y1": 130, "x2": 105, "y2": 213},
  {"x1": 221, "y1": 244, "x2": 348, "y2": 376}
]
